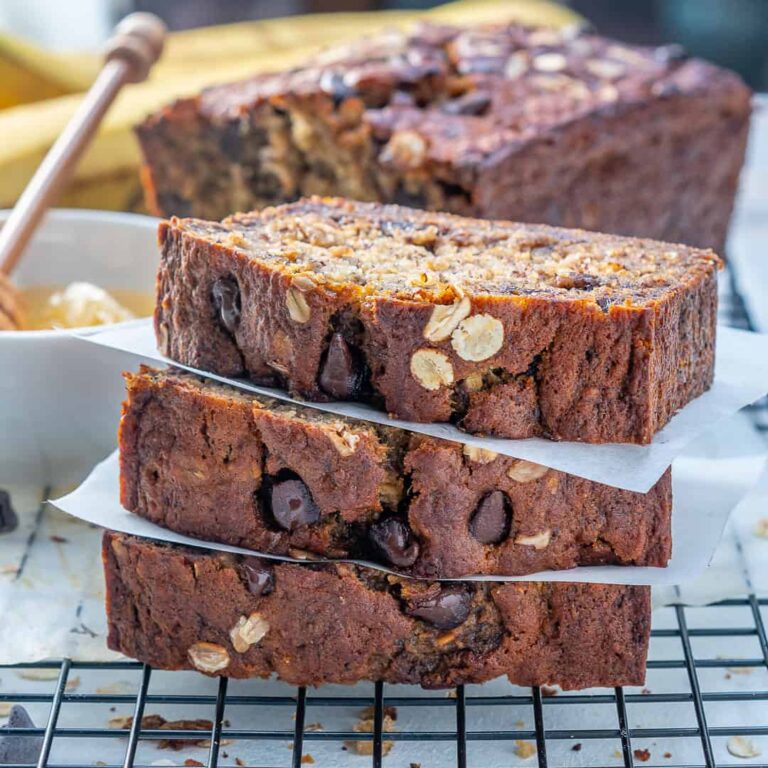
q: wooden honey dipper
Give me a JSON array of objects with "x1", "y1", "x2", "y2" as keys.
[{"x1": 0, "y1": 12, "x2": 166, "y2": 330}]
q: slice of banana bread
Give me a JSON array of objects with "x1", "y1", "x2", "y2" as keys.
[
  {"x1": 120, "y1": 367, "x2": 672, "y2": 578},
  {"x1": 156, "y1": 197, "x2": 720, "y2": 443},
  {"x1": 104, "y1": 531, "x2": 651, "y2": 689},
  {"x1": 136, "y1": 22, "x2": 750, "y2": 252}
]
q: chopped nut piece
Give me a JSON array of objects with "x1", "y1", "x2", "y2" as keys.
[
  {"x1": 634, "y1": 748, "x2": 651, "y2": 762},
  {"x1": 188, "y1": 641, "x2": 231, "y2": 673},
  {"x1": 230, "y1": 613, "x2": 270, "y2": 653},
  {"x1": 291, "y1": 275, "x2": 317, "y2": 292},
  {"x1": 286, "y1": 287, "x2": 311, "y2": 323},
  {"x1": 507, "y1": 460, "x2": 549, "y2": 483},
  {"x1": 410, "y1": 349, "x2": 454, "y2": 390},
  {"x1": 585, "y1": 58, "x2": 626, "y2": 80},
  {"x1": 327, "y1": 428, "x2": 360, "y2": 457},
  {"x1": 463, "y1": 445, "x2": 498, "y2": 464},
  {"x1": 463, "y1": 371, "x2": 484, "y2": 392},
  {"x1": 515, "y1": 530, "x2": 552, "y2": 550},
  {"x1": 301, "y1": 755, "x2": 315, "y2": 764},
  {"x1": 533, "y1": 52, "x2": 567, "y2": 72},
  {"x1": 451, "y1": 314, "x2": 504, "y2": 361},
  {"x1": 727, "y1": 736, "x2": 761, "y2": 759},
  {"x1": 423, "y1": 296, "x2": 472, "y2": 342},
  {"x1": 514, "y1": 740, "x2": 537, "y2": 759},
  {"x1": 504, "y1": 52, "x2": 528, "y2": 79},
  {"x1": 380, "y1": 130, "x2": 427, "y2": 171}
]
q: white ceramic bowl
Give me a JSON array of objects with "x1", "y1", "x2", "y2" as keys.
[{"x1": 0, "y1": 209, "x2": 159, "y2": 487}]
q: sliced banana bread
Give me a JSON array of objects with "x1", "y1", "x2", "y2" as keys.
[
  {"x1": 156, "y1": 197, "x2": 720, "y2": 443},
  {"x1": 104, "y1": 531, "x2": 651, "y2": 689},
  {"x1": 120, "y1": 367, "x2": 672, "y2": 578}
]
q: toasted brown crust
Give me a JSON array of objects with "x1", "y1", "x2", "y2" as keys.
[
  {"x1": 155, "y1": 197, "x2": 719, "y2": 443},
  {"x1": 136, "y1": 22, "x2": 750, "y2": 252},
  {"x1": 119, "y1": 367, "x2": 672, "y2": 578},
  {"x1": 103, "y1": 531, "x2": 651, "y2": 689}
]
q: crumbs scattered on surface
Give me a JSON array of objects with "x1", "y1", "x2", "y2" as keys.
[
  {"x1": 49, "y1": 535, "x2": 69, "y2": 544},
  {"x1": 301, "y1": 755, "x2": 315, "y2": 765},
  {"x1": 726, "y1": 666, "x2": 754, "y2": 675},
  {"x1": 634, "y1": 748, "x2": 651, "y2": 762},
  {"x1": 664, "y1": 752, "x2": 672, "y2": 759},
  {"x1": 754, "y1": 518, "x2": 768, "y2": 538},
  {"x1": 571, "y1": 743, "x2": 582, "y2": 752},
  {"x1": 0, "y1": 703, "x2": 12, "y2": 717},
  {"x1": 305, "y1": 722, "x2": 324, "y2": 732},
  {"x1": 16, "y1": 668, "x2": 60, "y2": 681},
  {"x1": 640, "y1": 688, "x2": 651, "y2": 695},
  {"x1": 64, "y1": 676, "x2": 80, "y2": 691},
  {"x1": 344, "y1": 706, "x2": 398, "y2": 756},
  {"x1": 184, "y1": 760, "x2": 204, "y2": 767},
  {"x1": 107, "y1": 713, "x2": 216, "y2": 750},
  {"x1": 514, "y1": 740, "x2": 537, "y2": 759},
  {"x1": 541, "y1": 685, "x2": 559, "y2": 697},
  {"x1": 727, "y1": 736, "x2": 761, "y2": 759},
  {"x1": 96, "y1": 681, "x2": 133, "y2": 695}
]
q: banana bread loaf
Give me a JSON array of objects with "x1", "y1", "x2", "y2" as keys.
[
  {"x1": 136, "y1": 22, "x2": 750, "y2": 252},
  {"x1": 120, "y1": 367, "x2": 672, "y2": 578},
  {"x1": 156, "y1": 197, "x2": 720, "y2": 443},
  {"x1": 104, "y1": 531, "x2": 651, "y2": 689}
]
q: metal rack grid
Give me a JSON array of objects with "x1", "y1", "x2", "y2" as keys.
[
  {"x1": 1, "y1": 594, "x2": 767, "y2": 768},
  {"x1": 1, "y1": 269, "x2": 767, "y2": 767}
]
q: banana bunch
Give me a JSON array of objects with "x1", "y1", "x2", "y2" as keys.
[{"x1": 0, "y1": 0, "x2": 578, "y2": 212}]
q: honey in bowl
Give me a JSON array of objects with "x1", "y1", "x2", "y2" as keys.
[{"x1": 20, "y1": 283, "x2": 154, "y2": 330}]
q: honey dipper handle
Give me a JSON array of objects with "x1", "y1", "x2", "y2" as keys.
[{"x1": 0, "y1": 13, "x2": 167, "y2": 277}]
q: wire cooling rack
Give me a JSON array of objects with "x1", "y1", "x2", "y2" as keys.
[{"x1": 1, "y1": 270, "x2": 767, "y2": 767}]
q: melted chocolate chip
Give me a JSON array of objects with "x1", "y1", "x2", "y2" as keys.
[
  {"x1": 211, "y1": 277, "x2": 241, "y2": 334},
  {"x1": 469, "y1": 491, "x2": 511, "y2": 545},
  {"x1": 405, "y1": 586, "x2": 472, "y2": 629},
  {"x1": 319, "y1": 333, "x2": 365, "y2": 400},
  {"x1": 242, "y1": 558, "x2": 275, "y2": 596},
  {"x1": 270, "y1": 477, "x2": 320, "y2": 531},
  {"x1": 369, "y1": 518, "x2": 420, "y2": 567},
  {"x1": 441, "y1": 91, "x2": 492, "y2": 116},
  {"x1": 0, "y1": 489, "x2": 18, "y2": 534}
]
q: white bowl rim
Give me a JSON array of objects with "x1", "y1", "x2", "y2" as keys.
[{"x1": 0, "y1": 207, "x2": 160, "y2": 338}]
